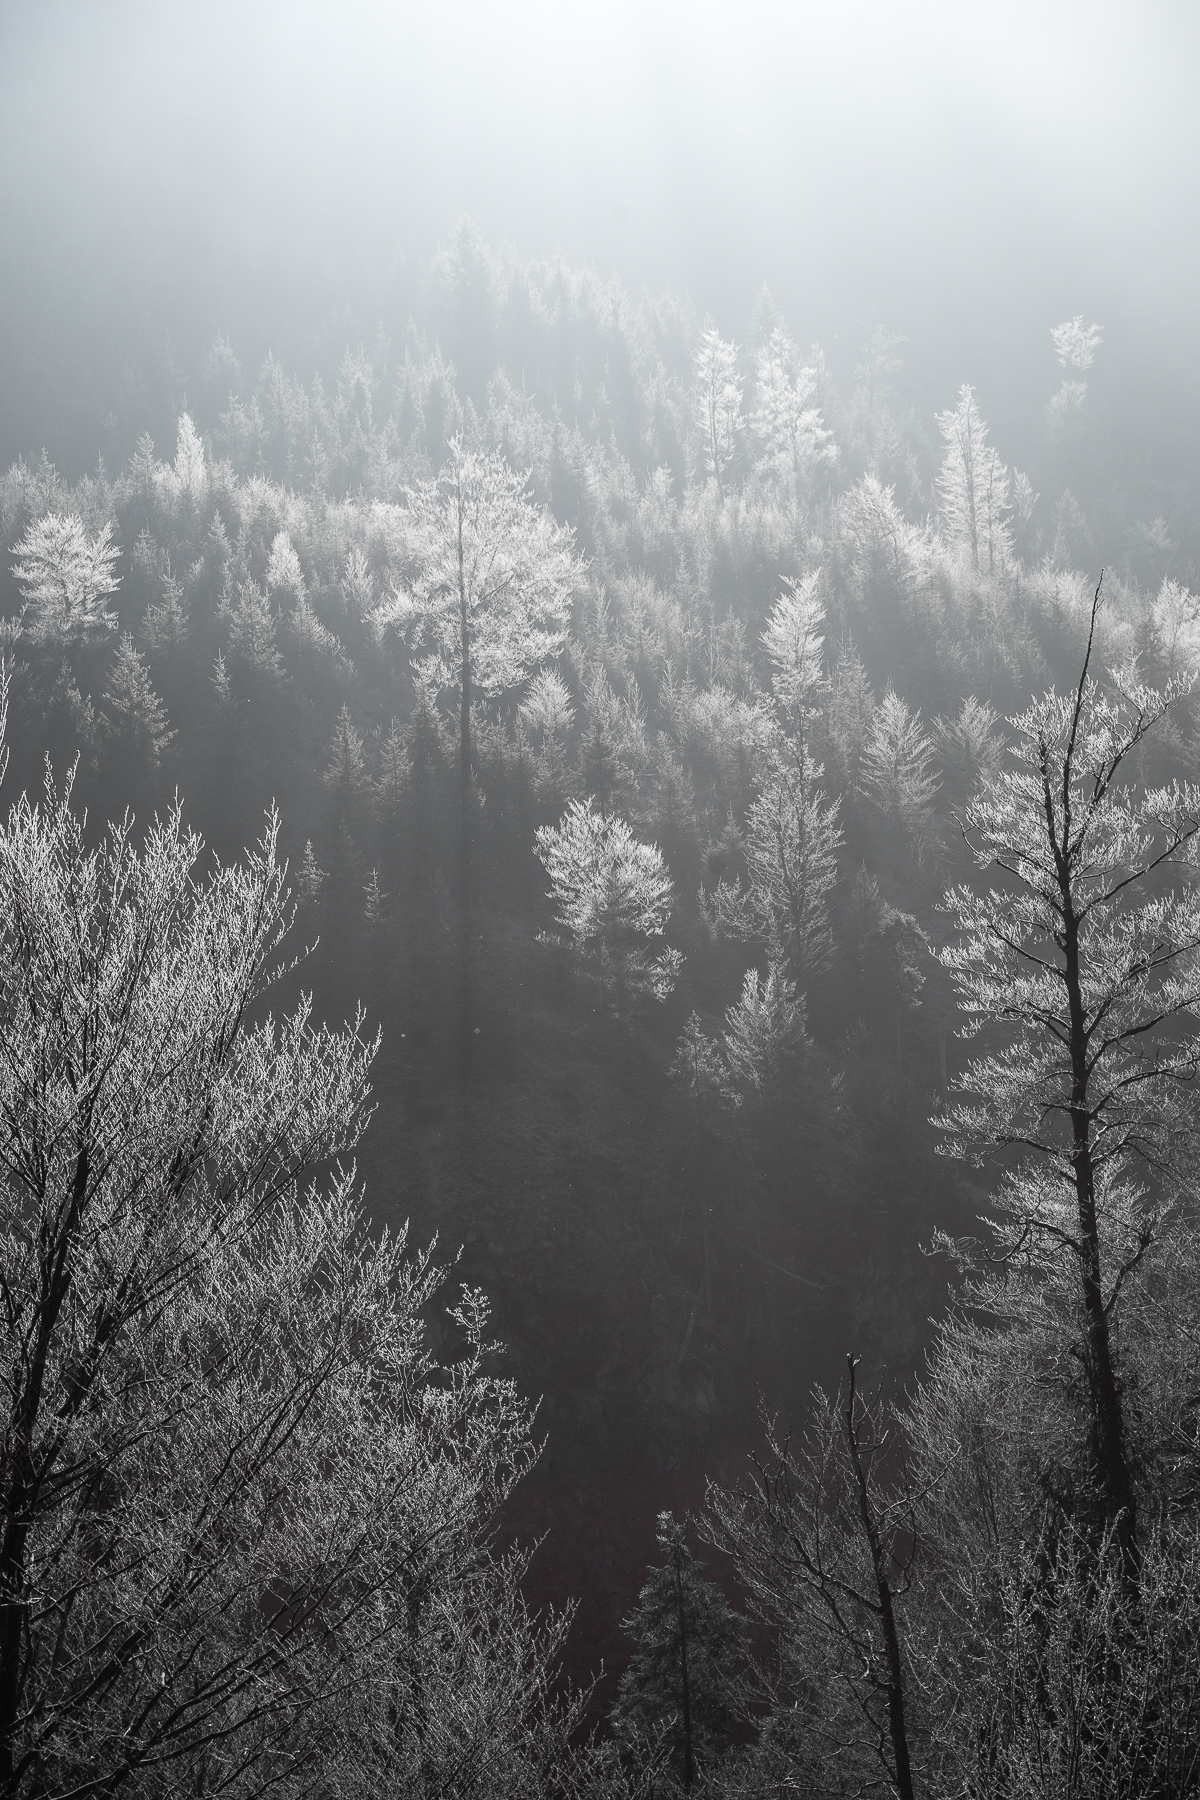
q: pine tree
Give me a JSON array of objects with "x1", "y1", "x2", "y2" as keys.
[
  {"x1": 745, "y1": 757, "x2": 841, "y2": 979},
  {"x1": 519, "y1": 668, "x2": 576, "y2": 804},
  {"x1": 822, "y1": 644, "x2": 875, "y2": 792},
  {"x1": 721, "y1": 962, "x2": 807, "y2": 1099},
  {"x1": 295, "y1": 838, "x2": 326, "y2": 912},
  {"x1": 694, "y1": 327, "x2": 742, "y2": 500},
  {"x1": 936, "y1": 384, "x2": 1012, "y2": 574},
  {"x1": 363, "y1": 866, "x2": 388, "y2": 926},
  {"x1": 860, "y1": 690, "x2": 941, "y2": 868},
  {"x1": 101, "y1": 634, "x2": 175, "y2": 776},
  {"x1": 534, "y1": 799, "x2": 681, "y2": 1013},
  {"x1": 222, "y1": 577, "x2": 282, "y2": 683},
  {"x1": 323, "y1": 704, "x2": 368, "y2": 808},
  {"x1": 612, "y1": 1513, "x2": 743, "y2": 1789},
  {"x1": 932, "y1": 695, "x2": 1000, "y2": 813},
  {"x1": 374, "y1": 718, "x2": 410, "y2": 825},
  {"x1": 265, "y1": 529, "x2": 306, "y2": 602},
  {"x1": 751, "y1": 327, "x2": 834, "y2": 487}
]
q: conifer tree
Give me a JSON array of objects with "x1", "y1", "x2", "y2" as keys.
[
  {"x1": 519, "y1": 668, "x2": 575, "y2": 804},
  {"x1": 706, "y1": 579, "x2": 842, "y2": 981},
  {"x1": 222, "y1": 576, "x2": 282, "y2": 683},
  {"x1": 935, "y1": 384, "x2": 1012, "y2": 574},
  {"x1": 694, "y1": 328, "x2": 743, "y2": 500},
  {"x1": 578, "y1": 668, "x2": 639, "y2": 816},
  {"x1": 100, "y1": 633, "x2": 175, "y2": 779},
  {"x1": 364, "y1": 866, "x2": 388, "y2": 926},
  {"x1": 374, "y1": 718, "x2": 410, "y2": 828},
  {"x1": 140, "y1": 567, "x2": 188, "y2": 665},
  {"x1": 707, "y1": 759, "x2": 841, "y2": 984},
  {"x1": 612, "y1": 1513, "x2": 743, "y2": 1790},
  {"x1": 1048, "y1": 315, "x2": 1103, "y2": 428},
  {"x1": 760, "y1": 574, "x2": 826, "y2": 734},
  {"x1": 323, "y1": 703, "x2": 368, "y2": 807},
  {"x1": 860, "y1": 690, "x2": 941, "y2": 870},
  {"x1": 751, "y1": 328, "x2": 834, "y2": 488},
  {"x1": 721, "y1": 963, "x2": 807, "y2": 1100},
  {"x1": 823, "y1": 644, "x2": 875, "y2": 792},
  {"x1": 295, "y1": 837, "x2": 326, "y2": 912},
  {"x1": 535, "y1": 799, "x2": 681, "y2": 1013}
]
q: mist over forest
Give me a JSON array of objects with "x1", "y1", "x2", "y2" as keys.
[{"x1": 3, "y1": 4, "x2": 1200, "y2": 1795}]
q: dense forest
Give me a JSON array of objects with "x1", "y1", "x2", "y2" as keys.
[{"x1": 5, "y1": 216, "x2": 1200, "y2": 1795}]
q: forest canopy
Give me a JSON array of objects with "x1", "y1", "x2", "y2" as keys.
[{"x1": 4, "y1": 213, "x2": 1200, "y2": 1795}]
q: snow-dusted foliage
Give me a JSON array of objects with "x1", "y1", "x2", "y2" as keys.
[{"x1": 535, "y1": 797, "x2": 680, "y2": 1007}]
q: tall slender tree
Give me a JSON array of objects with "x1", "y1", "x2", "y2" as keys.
[
  {"x1": 376, "y1": 440, "x2": 582, "y2": 922},
  {"x1": 612, "y1": 1513, "x2": 743, "y2": 1791},
  {"x1": 936, "y1": 585, "x2": 1200, "y2": 1573},
  {"x1": 935, "y1": 384, "x2": 1012, "y2": 574},
  {"x1": 694, "y1": 328, "x2": 743, "y2": 500}
]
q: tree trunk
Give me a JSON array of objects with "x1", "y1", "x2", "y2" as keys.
[
  {"x1": 458, "y1": 497, "x2": 471, "y2": 925},
  {"x1": 1062, "y1": 905, "x2": 1138, "y2": 1575},
  {"x1": 844, "y1": 1358, "x2": 915, "y2": 1800},
  {"x1": 457, "y1": 489, "x2": 472, "y2": 1082},
  {"x1": 0, "y1": 1146, "x2": 88, "y2": 1785},
  {"x1": 674, "y1": 1547, "x2": 695, "y2": 1790}
]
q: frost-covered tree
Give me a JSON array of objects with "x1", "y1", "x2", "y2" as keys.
[
  {"x1": 721, "y1": 962, "x2": 807, "y2": 1098},
  {"x1": 760, "y1": 573, "x2": 826, "y2": 734},
  {"x1": 100, "y1": 633, "x2": 174, "y2": 773},
  {"x1": 375, "y1": 440, "x2": 581, "y2": 910},
  {"x1": 751, "y1": 328, "x2": 834, "y2": 487},
  {"x1": 0, "y1": 683, "x2": 564, "y2": 1795},
  {"x1": 707, "y1": 759, "x2": 841, "y2": 985},
  {"x1": 670, "y1": 1012, "x2": 732, "y2": 1110},
  {"x1": 705, "y1": 579, "x2": 840, "y2": 977},
  {"x1": 534, "y1": 798, "x2": 681, "y2": 1012},
  {"x1": 933, "y1": 696, "x2": 1000, "y2": 812},
  {"x1": 935, "y1": 384, "x2": 1012, "y2": 574},
  {"x1": 1048, "y1": 316, "x2": 1104, "y2": 430},
  {"x1": 519, "y1": 667, "x2": 576, "y2": 801},
  {"x1": 694, "y1": 328, "x2": 743, "y2": 499},
  {"x1": 936, "y1": 592, "x2": 1200, "y2": 1572},
  {"x1": 861, "y1": 690, "x2": 941, "y2": 865},
  {"x1": 1051, "y1": 315, "x2": 1104, "y2": 375},
  {"x1": 1150, "y1": 576, "x2": 1200, "y2": 679},
  {"x1": 324, "y1": 703, "x2": 368, "y2": 805},
  {"x1": 10, "y1": 513, "x2": 121, "y2": 646},
  {"x1": 295, "y1": 836, "x2": 326, "y2": 910},
  {"x1": 374, "y1": 717, "x2": 410, "y2": 828},
  {"x1": 266, "y1": 528, "x2": 306, "y2": 601},
  {"x1": 222, "y1": 576, "x2": 282, "y2": 683}
]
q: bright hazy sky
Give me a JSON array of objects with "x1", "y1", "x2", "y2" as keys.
[{"x1": 2, "y1": 0, "x2": 1198, "y2": 430}]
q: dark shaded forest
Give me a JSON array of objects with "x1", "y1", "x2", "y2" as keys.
[{"x1": 7, "y1": 189, "x2": 1200, "y2": 1795}]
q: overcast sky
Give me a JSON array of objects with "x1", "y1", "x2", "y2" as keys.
[{"x1": 2, "y1": 0, "x2": 1198, "y2": 451}]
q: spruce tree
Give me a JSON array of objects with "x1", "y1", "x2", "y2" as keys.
[
  {"x1": 612, "y1": 1513, "x2": 743, "y2": 1790},
  {"x1": 101, "y1": 634, "x2": 175, "y2": 778}
]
